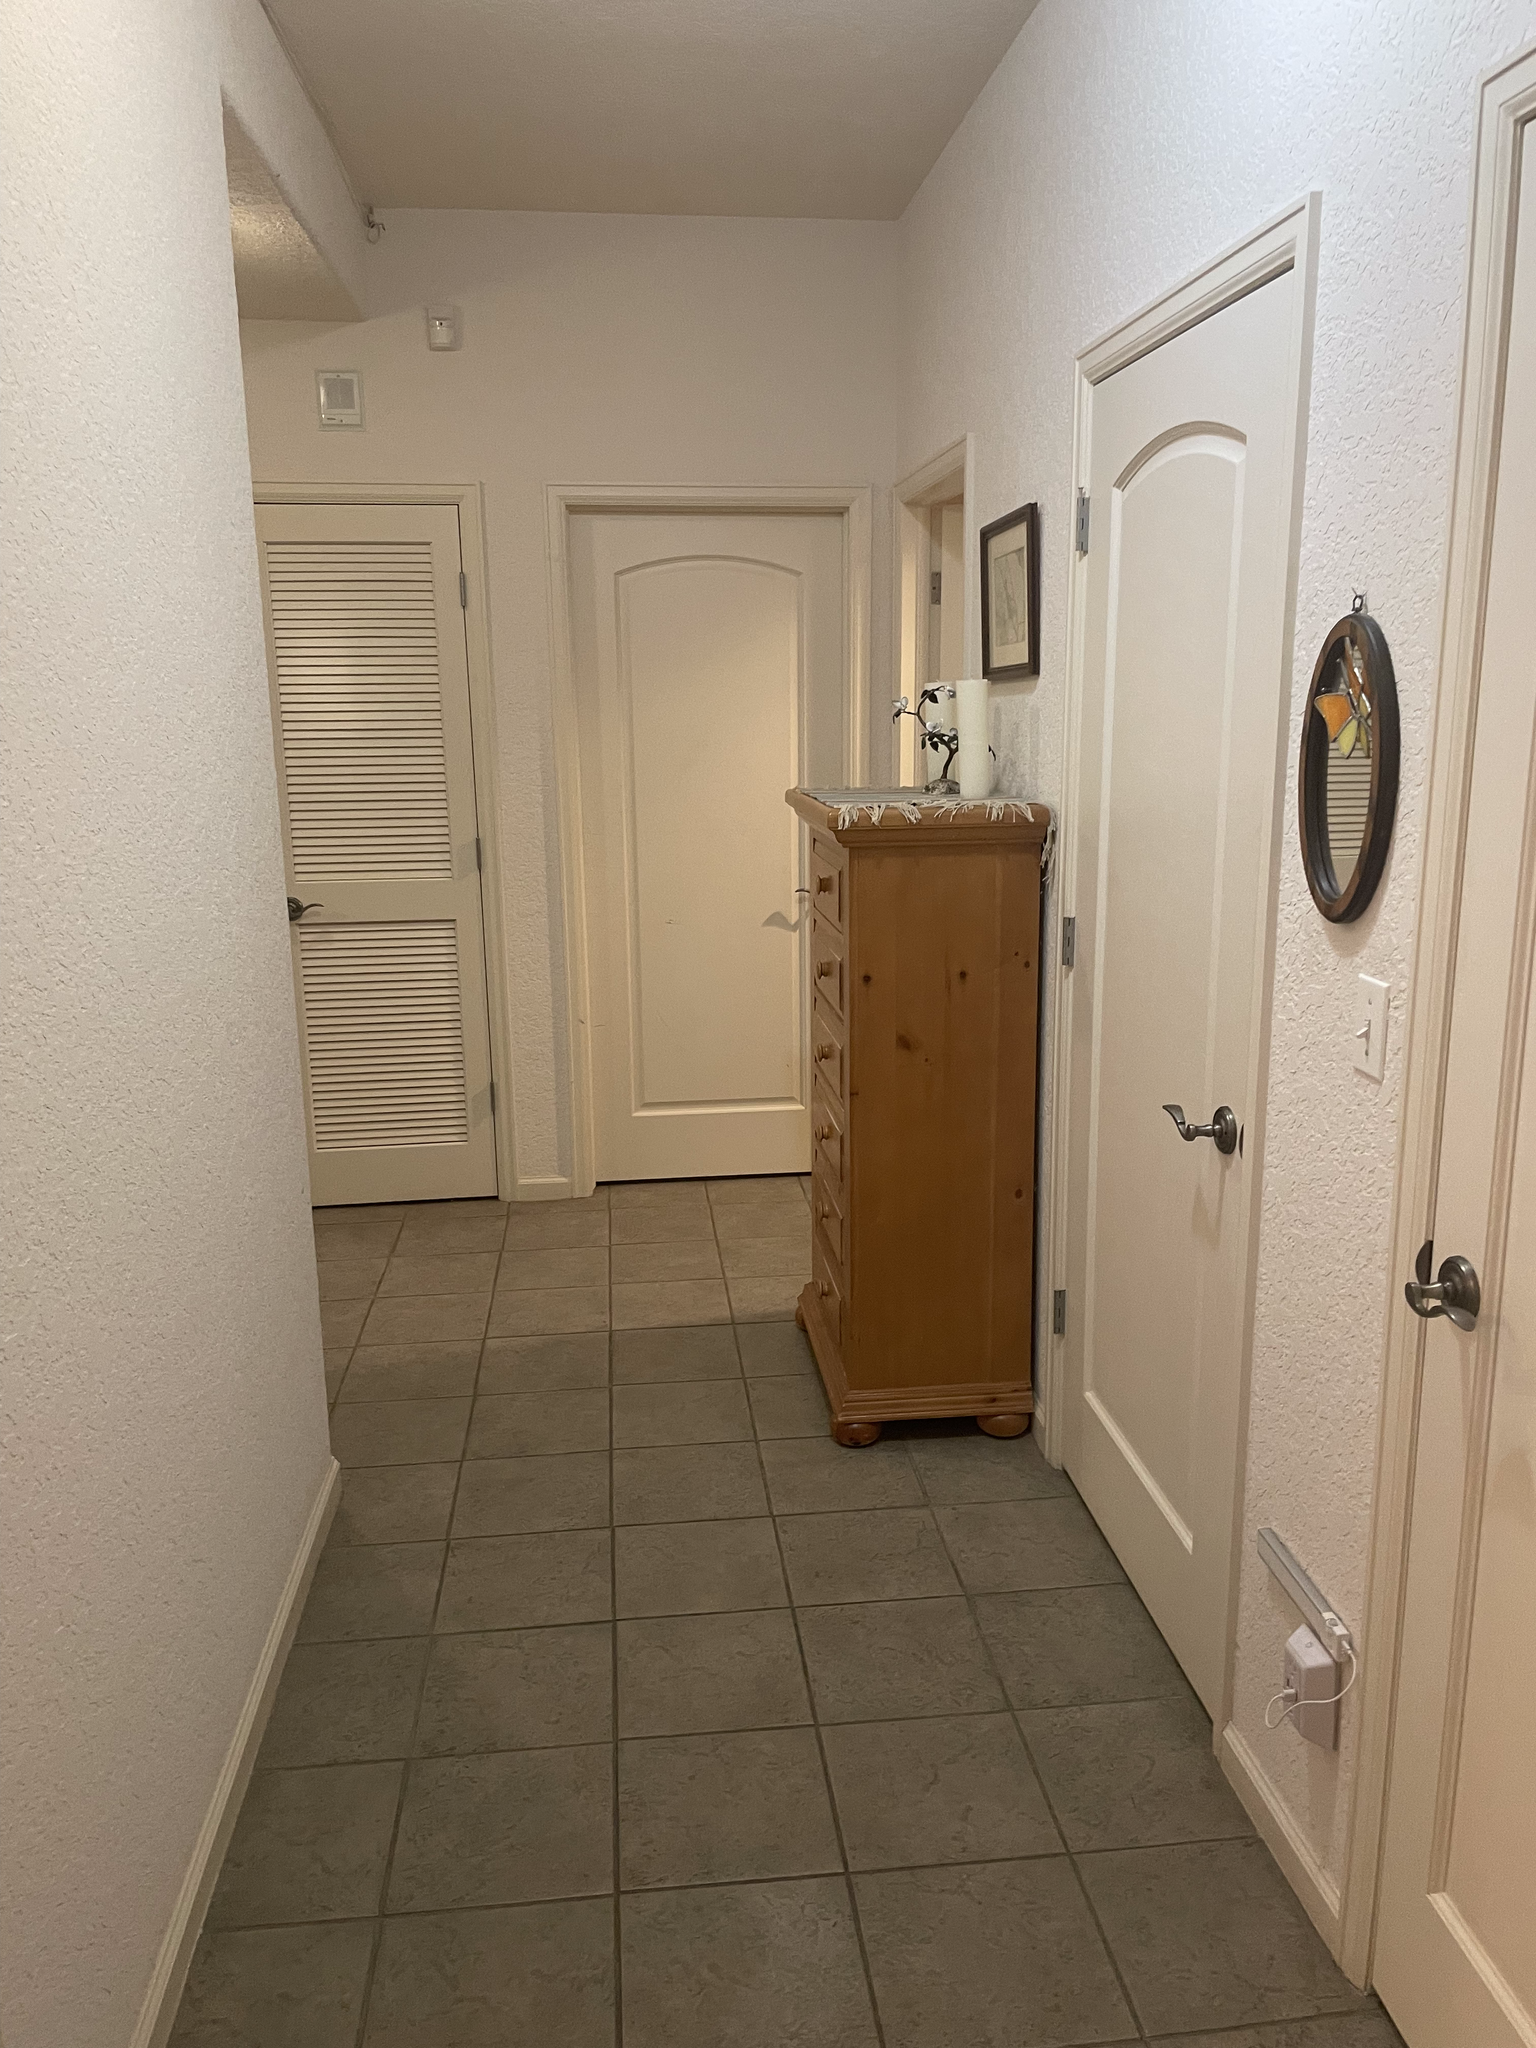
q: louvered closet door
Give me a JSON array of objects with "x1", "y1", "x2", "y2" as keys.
[{"x1": 256, "y1": 503, "x2": 497, "y2": 1205}]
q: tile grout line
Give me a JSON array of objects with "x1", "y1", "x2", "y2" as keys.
[
  {"x1": 224, "y1": 1819, "x2": 1294, "y2": 1939},
  {"x1": 349, "y1": 1202, "x2": 506, "y2": 2047},
  {"x1": 721, "y1": 1167, "x2": 893, "y2": 2048},
  {"x1": 605, "y1": 1188, "x2": 625, "y2": 2048},
  {"x1": 336, "y1": 1206, "x2": 411, "y2": 2048},
  {"x1": 913, "y1": 1443, "x2": 1153, "y2": 2046},
  {"x1": 313, "y1": 1214, "x2": 406, "y2": 2048},
  {"x1": 322, "y1": 1207, "x2": 401, "y2": 1408},
  {"x1": 212, "y1": 1808, "x2": 1305, "y2": 1936}
]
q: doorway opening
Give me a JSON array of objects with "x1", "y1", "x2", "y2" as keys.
[{"x1": 892, "y1": 439, "x2": 973, "y2": 788}]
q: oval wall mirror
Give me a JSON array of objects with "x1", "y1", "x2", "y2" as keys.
[{"x1": 1299, "y1": 608, "x2": 1399, "y2": 922}]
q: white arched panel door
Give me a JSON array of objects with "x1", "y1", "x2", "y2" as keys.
[
  {"x1": 568, "y1": 511, "x2": 847, "y2": 1182},
  {"x1": 1064, "y1": 268, "x2": 1299, "y2": 1711}
]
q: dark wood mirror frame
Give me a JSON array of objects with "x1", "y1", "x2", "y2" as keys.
[{"x1": 1299, "y1": 609, "x2": 1399, "y2": 923}]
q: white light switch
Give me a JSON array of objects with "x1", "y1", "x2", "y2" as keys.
[{"x1": 1353, "y1": 974, "x2": 1389, "y2": 1081}]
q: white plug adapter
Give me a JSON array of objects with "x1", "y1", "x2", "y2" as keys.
[{"x1": 1284, "y1": 1624, "x2": 1340, "y2": 1748}]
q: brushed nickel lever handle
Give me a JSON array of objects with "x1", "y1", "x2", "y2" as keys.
[
  {"x1": 1162, "y1": 1103, "x2": 1238, "y2": 1155},
  {"x1": 1405, "y1": 1240, "x2": 1481, "y2": 1331}
]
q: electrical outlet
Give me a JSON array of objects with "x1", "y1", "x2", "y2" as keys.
[
  {"x1": 1284, "y1": 1625, "x2": 1341, "y2": 1748},
  {"x1": 1353, "y1": 974, "x2": 1389, "y2": 1081}
]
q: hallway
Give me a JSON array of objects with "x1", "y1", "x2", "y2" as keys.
[{"x1": 171, "y1": 1179, "x2": 1398, "y2": 2046}]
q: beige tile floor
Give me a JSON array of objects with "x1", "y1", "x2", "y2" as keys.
[{"x1": 171, "y1": 1180, "x2": 1406, "y2": 2048}]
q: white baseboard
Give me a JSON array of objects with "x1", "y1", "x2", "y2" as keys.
[
  {"x1": 515, "y1": 1172, "x2": 576, "y2": 1202},
  {"x1": 1220, "y1": 1720, "x2": 1354, "y2": 1977},
  {"x1": 131, "y1": 1457, "x2": 342, "y2": 2048}
]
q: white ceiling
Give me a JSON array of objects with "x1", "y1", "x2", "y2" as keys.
[{"x1": 264, "y1": 0, "x2": 1041, "y2": 220}]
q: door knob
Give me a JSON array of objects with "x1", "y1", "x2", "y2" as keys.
[
  {"x1": 287, "y1": 896, "x2": 324, "y2": 923},
  {"x1": 1162, "y1": 1103, "x2": 1238, "y2": 1155},
  {"x1": 1405, "y1": 1240, "x2": 1481, "y2": 1331}
]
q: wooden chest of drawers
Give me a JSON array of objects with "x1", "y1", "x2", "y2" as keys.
[{"x1": 787, "y1": 789, "x2": 1048, "y2": 1445}]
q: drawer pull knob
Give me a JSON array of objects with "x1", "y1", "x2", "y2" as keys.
[
  {"x1": 816, "y1": 959, "x2": 836, "y2": 978},
  {"x1": 815, "y1": 1123, "x2": 833, "y2": 1141},
  {"x1": 816, "y1": 874, "x2": 834, "y2": 893},
  {"x1": 818, "y1": 1281, "x2": 831, "y2": 1299},
  {"x1": 815, "y1": 1044, "x2": 835, "y2": 1062}
]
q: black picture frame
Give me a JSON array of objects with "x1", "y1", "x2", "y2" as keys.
[
  {"x1": 980, "y1": 501, "x2": 1040, "y2": 681},
  {"x1": 1299, "y1": 609, "x2": 1399, "y2": 923}
]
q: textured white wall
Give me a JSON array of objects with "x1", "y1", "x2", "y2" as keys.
[
  {"x1": 897, "y1": 0, "x2": 1536, "y2": 1901},
  {"x1": 0, "y1": 4, "x2": 337, "y2": 2043},
  {"x1": 239, "y1": 209, "x2": 900, "y2": 1187}
]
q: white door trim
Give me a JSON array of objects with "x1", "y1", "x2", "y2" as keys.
[
  {"x1": 252, "y1": 480, "x2": 518, "y2": 1201},
  {"x1": 1043, "y1": 194, "x2": 1321, "y2": 1672},
  {"x1": 545, "y1": 482, "x2": 873, "y2": 1198},
  {"x1": 1340, "y1": 43, "x2": 1536, "y2": 1991},
  {"x1": 892, "y1": 438, "x2": 976, "y2": 785}
]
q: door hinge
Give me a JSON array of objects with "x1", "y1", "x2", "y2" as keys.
[
  {"x1": 487, "y1": 1079, "x2": 496, "y2": 1116},
  {"x1": 459, "y1": 570, "x2": 468, "y2": 609},
  {"x1": 1053, "y1": 1288, "x2": 1067, "y2": 1337},
  {"x1": 1061, "y1": 914, "x2": 1077, "y2": 969},
  {"x1": 474, "y1": 834, "x2": 483, "y2": 873},
  {"x1": 1075, "y1": 489, "x2": 1091, "y2": 556},
  {"x1": 930, "y1": 569, "x2": 942, "y2": 605}
]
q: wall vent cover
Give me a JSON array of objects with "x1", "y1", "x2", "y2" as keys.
[{"x1": 316, "y1": 369, "x2": 364, "y2": 428}]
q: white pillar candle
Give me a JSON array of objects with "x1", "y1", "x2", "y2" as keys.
[{"x1": 955, "y1": 677, "x2": 992, "y2": 798}]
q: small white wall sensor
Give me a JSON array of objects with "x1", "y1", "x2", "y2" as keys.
[
  {"x1": 316, "y1": 370, "x2": 364, "y2": 429},
  {"x1": 426, "y1": 306, "x2": 461, "y2": 351}
]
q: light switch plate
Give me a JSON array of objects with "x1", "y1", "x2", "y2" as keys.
[{"x1": 1353, "y1": 974, "x2": 1389, "y2": 1081}]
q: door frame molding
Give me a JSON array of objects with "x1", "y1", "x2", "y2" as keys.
[
  {"x1": 892, "y1": 438, "x2": 975, "y2": 785},
  {"x1": 1044, "y1": 193, "x2": 1321, "y2": 1721},
  {"x1": 1340, "y1": 43, "x2": 1536, "y2": 1989},
  {"x1": 544, "y1": 481, "x2": 873, "y2": 1197},
  {"x1": 252, "y1": 479, "x2": 519, "y2": 1200}
]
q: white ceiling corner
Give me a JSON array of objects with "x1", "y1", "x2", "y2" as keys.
[{"x1": 261, "y1": 0, "x2": 1041, "y2": 219}]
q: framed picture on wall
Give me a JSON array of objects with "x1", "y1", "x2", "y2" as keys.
[{"x1": 980, "y1": 501, "x2": 1040, "y2": 680}]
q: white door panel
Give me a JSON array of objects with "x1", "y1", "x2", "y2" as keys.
[
  {"x1": 256, "y1": 503, "x2": 497, "y2": 1205},
  {"x1": 1067, "y1": 272, "x2": 1296, "y2": 1711},
  {"x1": 1374, "y1": 127, "x2": 1536, "y2": 2048},
  {"x1": 570, "y1": 511, "x2": 846, "y2": 1182}
]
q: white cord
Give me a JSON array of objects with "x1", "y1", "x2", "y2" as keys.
[{"x1": 1265, "y1": 1645, "x2": 1358, "y2": 1730}]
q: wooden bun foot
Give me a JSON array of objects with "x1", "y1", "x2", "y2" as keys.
[
  {"x1": 977, "y1": 1412, "x2": 1030, "y2": 1438},
  {"x1": 794, "y1": 1299, "x2": 808, "y2": 1330},
  {"x1": 833, "y1": 1418, "x2": 882, "y2": 1447}
]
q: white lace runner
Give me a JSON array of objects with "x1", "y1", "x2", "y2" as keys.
[{"x1": 804, "y1": 789, "x2": 1044, "y2": 830}]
